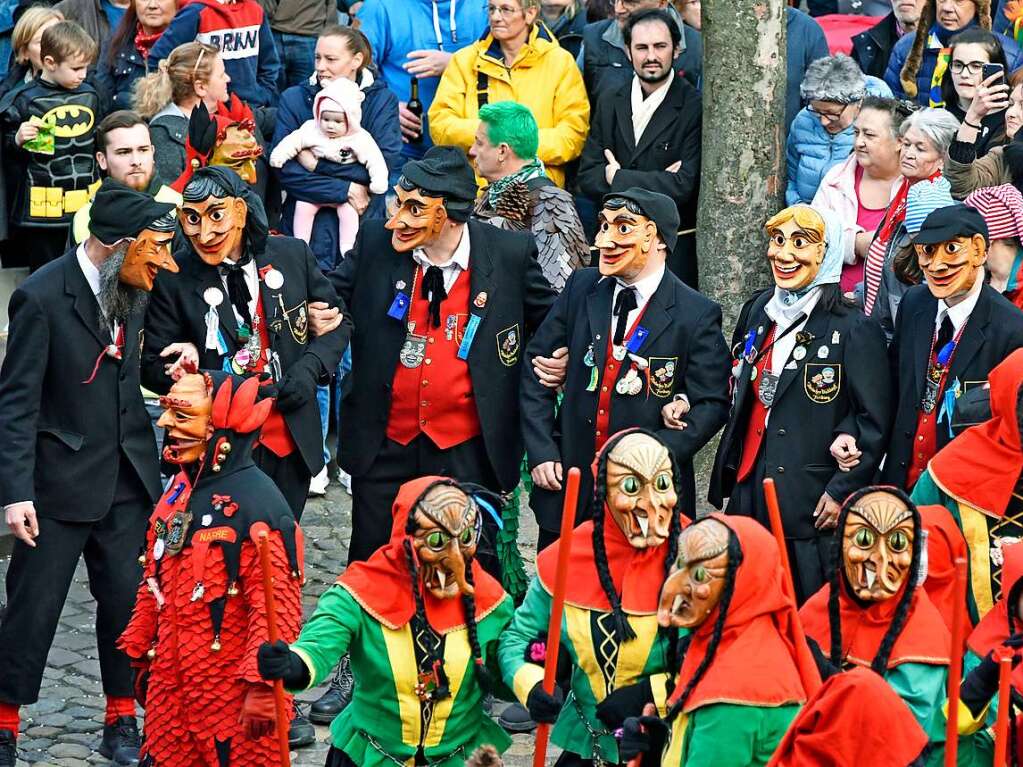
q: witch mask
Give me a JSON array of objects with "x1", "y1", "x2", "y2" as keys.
[
  {"x1": 180, "y1": 194, "x2": 248, "y2": 266},
  {"x1": 156, "y1": 373, "x2": 213, "y2": 465},
  {"x1": 843, "y1": 490, "x2": 914, "y2": 602},
  {"x1": 915, "y1": 234, "x2": 987, "y2": 302},
  {"x1": 605, "y1": 433, "x2": 677, "y2": 549},
  {"x1": 210, "y1": 123, "x2": 262, "y2": 185},
  {"x1": 119, "y1": 226, "x2": 178, "y2": 291},
  {"x1": 595, "y1": 201, "x2": 659, "y2": 282},
  {"x1": 765, "y1": 206, "x2": 826, "y2": 292},
  {"x1": 385, "y1": 186, "x2": 448, "y2": 253},
  {"x1": 412, "y1": 483, "x2": 480, "y2": 600},
  {"x1": 658, "y1": 517, "x2": 730, "y2": 629}
]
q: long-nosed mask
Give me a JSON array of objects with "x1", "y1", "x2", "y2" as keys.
[
  {"x1": 658, "y1": 517, "x2": 730, "y2": 629},
  {"x1": 412, "y1": 484, "x2": 480, "y2": 600},
  {"x1": 843, "y1": 490, "x2": 915, "y2": 601},
  {"x1": 385, "y1": 185, "x2": 448, "y2": 253},
  {"x1": 156, "y1": 373, "x2": 213, "y2": 465},
  {"x1": 604, "y1": 433, "x2": 678, "y2": 548}
]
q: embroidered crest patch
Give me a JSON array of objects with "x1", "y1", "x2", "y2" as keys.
[
  {"x1": 804, "y1": 363, "x2": 841, "y2": 404},
  {"x1": 496, "y1": 324, "x2": 520, "y2": 367},
  {"x1": 648, "y1": 356, "x2": 678, "y2": 398}
]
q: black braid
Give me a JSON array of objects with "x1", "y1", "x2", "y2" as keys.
[
  {"x1": 460, "y1": 565, "x2": 495, "y2": 691},
  {"x1": 592, "y1": 452, "x2": 637, "y2": 643},
  {"x1": 403, "y1": 537, "x2": 451, "y2": 701},
  {"x1": 663, "y1": 530, "x2": 743, "y2": 724},
  {"x1": 659, "y1": 453, "x2": 687, "y2": 688}
]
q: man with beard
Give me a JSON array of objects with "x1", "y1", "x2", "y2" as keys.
[
  {"x1": 0, "y1": 179, "x2": 178, "y2": 767},
  {"x1": 578, "y1": 9, "x2": 702, "y2": 286}
]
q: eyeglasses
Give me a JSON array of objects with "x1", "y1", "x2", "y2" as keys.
[
  {"x1": 806, "y1": 102, "x2": 856, "y2": 122},
  {"x1": 487, "y1": 3, "x2": 523, "y2": 17},
  {"x1": 950, "y1": 60, "x2": 987, "y2": 75}
]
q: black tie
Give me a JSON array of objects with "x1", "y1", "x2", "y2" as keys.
[
  {"x1": 612, "y1": 286, "x2": 638, "y2": 346},
  {"x1": 220, "y1": 260, "x2": 253, "y2": 329},
  {"x1": 935, "y1": 314, "x2": 954, "y2": 356},
  {"x1": 421, "y1": 265, "x2": 446, "y2": 329}
]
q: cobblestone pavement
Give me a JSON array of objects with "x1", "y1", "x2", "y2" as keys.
[{"x1": 0, "y1": 482, "x2": 557, "y2": 766}]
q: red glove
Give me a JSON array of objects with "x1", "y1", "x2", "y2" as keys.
[{"x1": 239, "y1": 684, "x2": 278, "y2": 740}]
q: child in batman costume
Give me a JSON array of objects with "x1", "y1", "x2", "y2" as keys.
[{"x1": 118, "y1": 372, "x2": 304, "y2": 766}]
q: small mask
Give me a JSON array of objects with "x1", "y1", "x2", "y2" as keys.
[
  {"x1": 119, "y1": 226, "x2": 178, "y2": 291},
  {"x1": 915, "y1": 234, "x2": 987, "y2": 302},
  {"x1": 156, "y1": 373, "x2": 213, "y2": 465},
  {"x1": 604, "y1": 433, "x2": 677, "y2": 549},
  {"x1": 765, "y1": 206, "x2": 826, "y2": 292},
  {"x1": 385, "y1": 186, "x2": 448, "y2": 252},
  {"x1": 411, "y1": 484, "x2": 480, "y2": 600},
  {"x1": 595, "y1": 203, "x2": 659, "y2": 282},
  {"x1": 843, "y1": 490, "x2": 915, "y2": 601},
  {"x1": 210, "y1": 123, "x2": 262, "y2": 185},
  {"x1": 180, "y1": 195, "x2": 248, "y2": 266},
  {"x1": 657, "y1": 517, "x2": 730, "y2": 629}
]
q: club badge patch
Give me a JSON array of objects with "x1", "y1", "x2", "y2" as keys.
[
  {"x1": 804, "y1": 363, "x2": 841, "y2": 404},
  {"x1": 496, "y1": 324, "x2": 520, "y2": 367},
  {"x1": 648, "y1": 356, "x2": 678, "y2": 398},
  {"x1": 284, "y1": 300, "x2": 309, "y2": 345}
]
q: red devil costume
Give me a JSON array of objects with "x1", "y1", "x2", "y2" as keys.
[{"x1": 119, "y1": 373, "x2": 304, "y2": 766}]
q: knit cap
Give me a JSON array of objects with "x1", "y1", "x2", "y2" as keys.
[
  {"x1": 904, "y1": 176, "x2": 954, "y2": 235},
  {"x1": 965, "y1": 184, "x2": 1023, "y2": 241}
]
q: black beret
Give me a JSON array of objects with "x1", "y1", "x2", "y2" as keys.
[
  {"x1": 88, "y1": 178, "x2": 176, "y2": 245},
  {"x1": 400, "y1": 146, "x2": 477, "y2": 219},
  {"x1": 913, "y1": 203, "x2": 989, "y2": 246},
  {"x1": 602, "y1": 188, "x2": 680, "y2": 253}
]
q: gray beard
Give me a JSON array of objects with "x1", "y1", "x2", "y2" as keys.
[{"x1": 97, "y1": 243, "x2": 149, "y2": 326}]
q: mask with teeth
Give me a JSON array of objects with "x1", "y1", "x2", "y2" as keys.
[
  {"x1": 657, "y1": 517, "x2": 730, "y2": 628},
  {"x1": 605, "y1": 433, "x2": 678, "y2": 549},
  {"x1": 765, "y1": 206, "x2": 826, "y2": 292},
  {"x1": 843, "y1": 490, "x2": 915, "y2": 601},
  {"x1": 412, "y1": 484, "x2": 480, "y2": 600},
  {"x1": 156, "y1": 373, "x2": 214, "y2": 465}
]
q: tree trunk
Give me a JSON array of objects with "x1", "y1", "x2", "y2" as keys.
[{"x1": 693, "y1": 0, "x2": 788, "y2": 506}]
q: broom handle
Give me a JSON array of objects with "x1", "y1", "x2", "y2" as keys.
[
  {"x1": 257, "y1": 531, "x2": 292, "y2": 767},
  {"x1": 945, "y1": 557, "x2": 969, "y2": 767}
]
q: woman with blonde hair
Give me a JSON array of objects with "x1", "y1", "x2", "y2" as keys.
[
  {"x1": 132, "y1": 42, "x2": 230, "y2": 186},
  {"x1": 0, "y1": 7, "x2": 63, "y2": 95}
]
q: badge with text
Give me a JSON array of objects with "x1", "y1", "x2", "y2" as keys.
[
  {"x1": 804, "y1": 363, "x2": 841, "y2": 404},
  {"x1": 457, "y1": 314, "x2": 481, "y2": 360},
  {"x1": 388, "y1": 292, "x2": 411, "y2": 321},
  {"x1": 496, "y1": 323, "x2": 520, "y2": 367},
  {"x1": 648, "y1": 356, "x2": 678, "y2": 398}
]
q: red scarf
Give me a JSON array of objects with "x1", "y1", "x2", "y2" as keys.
[
  {"x1": 929, "y1": 349, "x2": 1023, "y2": 518},
  {"x1": 337, "y1": 476, "x2": 507, "y2": 634},
  {"x1": 919, "y1": 504, "x2": 970, "y2": 632},
  {"x1": 134, "y1": 23, "x2": 162, "y2": 59}
]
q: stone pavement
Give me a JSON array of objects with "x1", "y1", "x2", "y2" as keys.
[{"x1": 0, "y1": 483, "x2": 557, "y2": 766}]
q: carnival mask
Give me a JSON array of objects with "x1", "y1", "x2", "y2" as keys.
[
  {"x1": 209, "y1": 123, "x2": 262, "y2": 185},
  {"x1": 843, "y1": 490, "x2": 915, "y2": 601},
  {"x1": 915, "y1": 235, "x2": 987, "y2": 301},
  {"x1": 595, "y1": 205, "x2": 658, "y2": 282},
  {"x1": 412, "y1": 484, "x2": 480, "y2": 600},
  {"x1": 385, "y1": 186, "x2": 448, "y2": 253},
  {"x1": 156, "y1": 373, "x2": 213, "y2": 465},
  {"x1": 765, "y1": 207, "x2": 826, "y2": 292},
  {"x1": 119, "y1": 227, "x2": 178, "y2": 291},
  {"x1": 180, "y1": 195, "x2": 247, "y2": 266},
  {"x1": 657, "y1": 518, "x2": 730, "y2": 629},
  {"x1": 605, "y1": 433, "x2": 677, "y2": 548}
]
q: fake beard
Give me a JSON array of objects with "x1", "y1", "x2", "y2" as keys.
[{"x1": 98, "y1": 243, "x2": 149, "y2": 325}]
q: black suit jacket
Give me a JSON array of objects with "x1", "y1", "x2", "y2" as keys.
[
  {"x1": 521, "y1": 268, "x2": 730, "y2": 530},
  {"x1": 577, "y1": 74, "x2": 702, "y2": 287},
  {"x1": 142, "y1": 236, "x2": 349, "y2": 476},
  {"x1": 883, "y1": 283, "x2": 1023, "y2": 487},
  {"x1": 709, "y1": 289, "x2": 893, "y2": 538},
  {"x1": 328, "y1": 220, "x2": 557, "y2": 490},
  {"x1": 0, "y1": 249, "x2": 161, "y2": 521}
]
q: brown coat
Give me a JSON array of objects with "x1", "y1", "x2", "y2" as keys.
[{"x1": 946, "y1": 145, "x2": 1011, "y2": 200}]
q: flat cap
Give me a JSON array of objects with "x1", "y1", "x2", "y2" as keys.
[
  {"x1": 602, "y1": 188, "x2": 680, "y2": 252},
  {"x1": 913, "y1": 203, "x2": 989, "y2": 246}
]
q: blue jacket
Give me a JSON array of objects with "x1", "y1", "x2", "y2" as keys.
[
  {"x1": 271, "y1": 71, "x2": 401, "y2": 271},
  {"x1": 885, "y1": 21, "x2": 1023, "y2": 103},
  {"x1": 785, "y1": 8, "x2": 830, "y2": 133},
  {"x1": 355, "y1": 0, "x2": 488, "y2": 161},
  {"x1": 785, "y1": 75, "x2": 892, "y2": 205},
  {"x1": 96, "y1": 35, "x2": 154, "y2": 113},
  {"x1": 150, "y1": 0, "x2": 280, "y2": 108}
]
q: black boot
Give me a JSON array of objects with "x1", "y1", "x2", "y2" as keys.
[
  {"x1": 497, "y1": 701, "x2": 537, "y2": 733},
  {"x1": 308, "y1": 655, "x2": 354, "y2": 725},
  {"x1": 289, "y1": 701, "x2": 316, "y2": 748},
  {"x1": 98, "y1": 716, "x2": 141, "y2": 765},
  {"x1": 0, "y1": 729, "x2": 16, "y2": 767}
]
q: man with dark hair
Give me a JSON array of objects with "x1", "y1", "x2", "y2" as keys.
[
  {"x1": 578, "y1": 8, "x2": 703, "y2": 286},
  {"x1": 0, "y1": 179, "x2": 179, "y2": 767}
]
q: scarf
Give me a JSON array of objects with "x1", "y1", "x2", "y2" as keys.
[
  {"x1": 134, "y1": 24, "x2": 162, "y2": 59},
  {"x1": 486, "y1": 157, "x2": 546, "y2": 208},
  {"x1": 630, "y1": 70, "x2": 674, "y2": 144},
  {"x1": 764, "y1": 206, "x2": 844, "y2": 321}
]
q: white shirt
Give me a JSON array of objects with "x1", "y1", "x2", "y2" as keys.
[
  {"x1": 610, "y1": 265, "x2": 665, "y2": 342},
  {"x1": 770, "y1": 290, "x2": 821, "y2": 374},
  {"x1": 935, "y1": 269, "x2": 984, "y2": 336},
  {"x1": 219, "y1": 258, "x2": 260, "y2": 325},
  {"x1": 413, "y1": 225, "x2": 470, "y2": 293}
]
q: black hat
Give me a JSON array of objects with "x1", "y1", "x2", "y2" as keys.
[
  {"x1": 601, "y1": 188, "x2": 680, "y2": 253},
  {"x1": 913, "y1": 202, "x2": 989, "y2": 246},
  {"x1": 182, "y1": 166, "x2": 269, "y2": 258},
  {"x1": 88, "y1": 178, "x2": 177, "y2": 246},
  {"x1": 399, "y1": 146, "x2": 477, "y2": 222}
]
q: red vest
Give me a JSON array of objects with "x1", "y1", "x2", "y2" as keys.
[
  {"x1": 250, "y1": 291, "x2": 296, "y2": 458},
  {"x1": 594, "y1": 306, "x2": 649, "y2": 453},
  {"x1": 736, "y1": 326, "x2": 776, "y2": 483},
  {"x1": 387, "y1": 267, "x2": 481, "y2": 448}
]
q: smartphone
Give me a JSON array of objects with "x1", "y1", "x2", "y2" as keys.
[{"x1": 982, "y1": 62, "x2": 1005, "y2": 83}]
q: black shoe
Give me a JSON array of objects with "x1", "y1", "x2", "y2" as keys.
[
  {"x1": 288, "y1": 702, "x2": 316, "y2": 749},
  {"x1": 98, "y1": 716, "x2": 141, "y2": 765},
  {"x1": 0, "y1": 729, "x2": 16, "y2": 767},
  {"x1": 308, "y1": 655, "x2": 353, "y2": 725},
  {"x1": 497, "y1": 701, "x2": 537, "y2": 733}
]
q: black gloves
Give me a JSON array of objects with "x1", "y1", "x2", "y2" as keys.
[
  {"x1": 960, "y1": 633, "x2": 1023, "y2": 717},
  {"x1": 274, "y1": 355, "x2": 323, "y2": 413},
  {"x1": 257, "y1": 640, "x2": 310, "y2": 688},
  {"x1": 806, "y1": 636, "x2": 840, "y2": 681},
  {"x1": 596, "y1": 678, "x2": 654, "y2": 729},
  {"x1": 526, "y1": 681, "x2": 565, "y2": 724},
  {"x1": 619, "y1": 714, "x2": 669, "y2": 761}
]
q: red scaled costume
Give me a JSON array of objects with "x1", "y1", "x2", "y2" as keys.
[{"x1": 119, "y1": 373, "x2": 304, "y2": 766}]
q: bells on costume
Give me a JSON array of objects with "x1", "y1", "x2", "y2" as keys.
[{"x1": 211, "y1": 438, "x2": 232, "y2": 473}]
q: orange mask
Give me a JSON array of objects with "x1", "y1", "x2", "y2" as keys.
[
  {"x1": 156, "y1": 373, "x2": 213, "y2": 465},
  {"x1": 842, "y1": 490, "x2": 915, "y2": 602},
  {"x1": 180, "y1": 195, "x2": 247, "y2": 266},
  {"x1": 595, "y1": 205, "x2": 658, "y2": 282},
  {"x1": 604, "y1": 432, "x2": 677, "y2": 549},
  {"x1": 210, "y1": 123, "x2": 262, "y2": 185},
  {"x1": 765, "y1": 206, "x2": 826, "y2": 292},
  {"x1": 915, "y1": 235, "x2": 987, "y2": 301},
  {"x1": 411, "y1": 483, "x2": 479, "y2": 600},
  {"x1": 119, "y1": 227, "x2": 179, "y2": 291},
  {"x1": 385, "y1": 186, "x2": 448, "y2": 252},
  {"x1": 657, "y1": 517, "x2": 730, "y2": 629}
]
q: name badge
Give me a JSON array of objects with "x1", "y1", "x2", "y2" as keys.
[
  {"x1": 626, "y1": 326, "x2": 649, "y2": 354},
  {"x1": 457, "y1": 314, "x2": 481, "y2": 360},
  {"x1": 387, "y1": 292, "x2": 410, "y2": 321}
]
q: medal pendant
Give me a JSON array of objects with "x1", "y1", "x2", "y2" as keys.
[
  {"x1": 921, "y1": 379, "x2": 940, "y2": 414},
  {"x1": 583, "y1": 344, "x2": 595, "y2": 367},
  {"x1": 153, "y1": 538, "x2": 165, "y2": 561},
  {"x1": 751, "y1": 367, "x2": 759, "y2": 381},
  {"x1": 399, "y1": 333, "x2": 427, "y2": 368},
  {"x1": 165, "y1": 510, "x2": 192, "y2": 557},
  {"x1": 190, "y1": 582, "x2": 205, "y2": 602},
  {"x1": 612, "y1": 346, "x2": 627, "y2": 361},
  {"x1": 792, "y1": 346, "x2": 807, "y2": 362},
  {"x1": 757, "y1": 372, "x2": 779, "y2": 407},
  {"x1": 616, "y1": 369, "x2": 639, "y2": 396},
  {"x1": 445, "y1": 315, "x2": 457, "y2": 342}
]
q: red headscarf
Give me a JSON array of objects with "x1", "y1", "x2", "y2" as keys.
[
  {"x1": 767, "y1": 667, "x2": 928, "y2": 767},
  {"x1": 929, "y1": 349, "x2": 1023, "y2": 518},
  {"x1": 337, "y1": 476, "x2": 506, "y2": 634},
  {"x1": 668, "y1": 515, "x2": 816, "y2": 712},
  {"x1": 968, "y1": 541, "x2": 1023, "y2": 663},
  {"x1": 919, "y1": 504, "x2": 970, "y2": 632}
]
